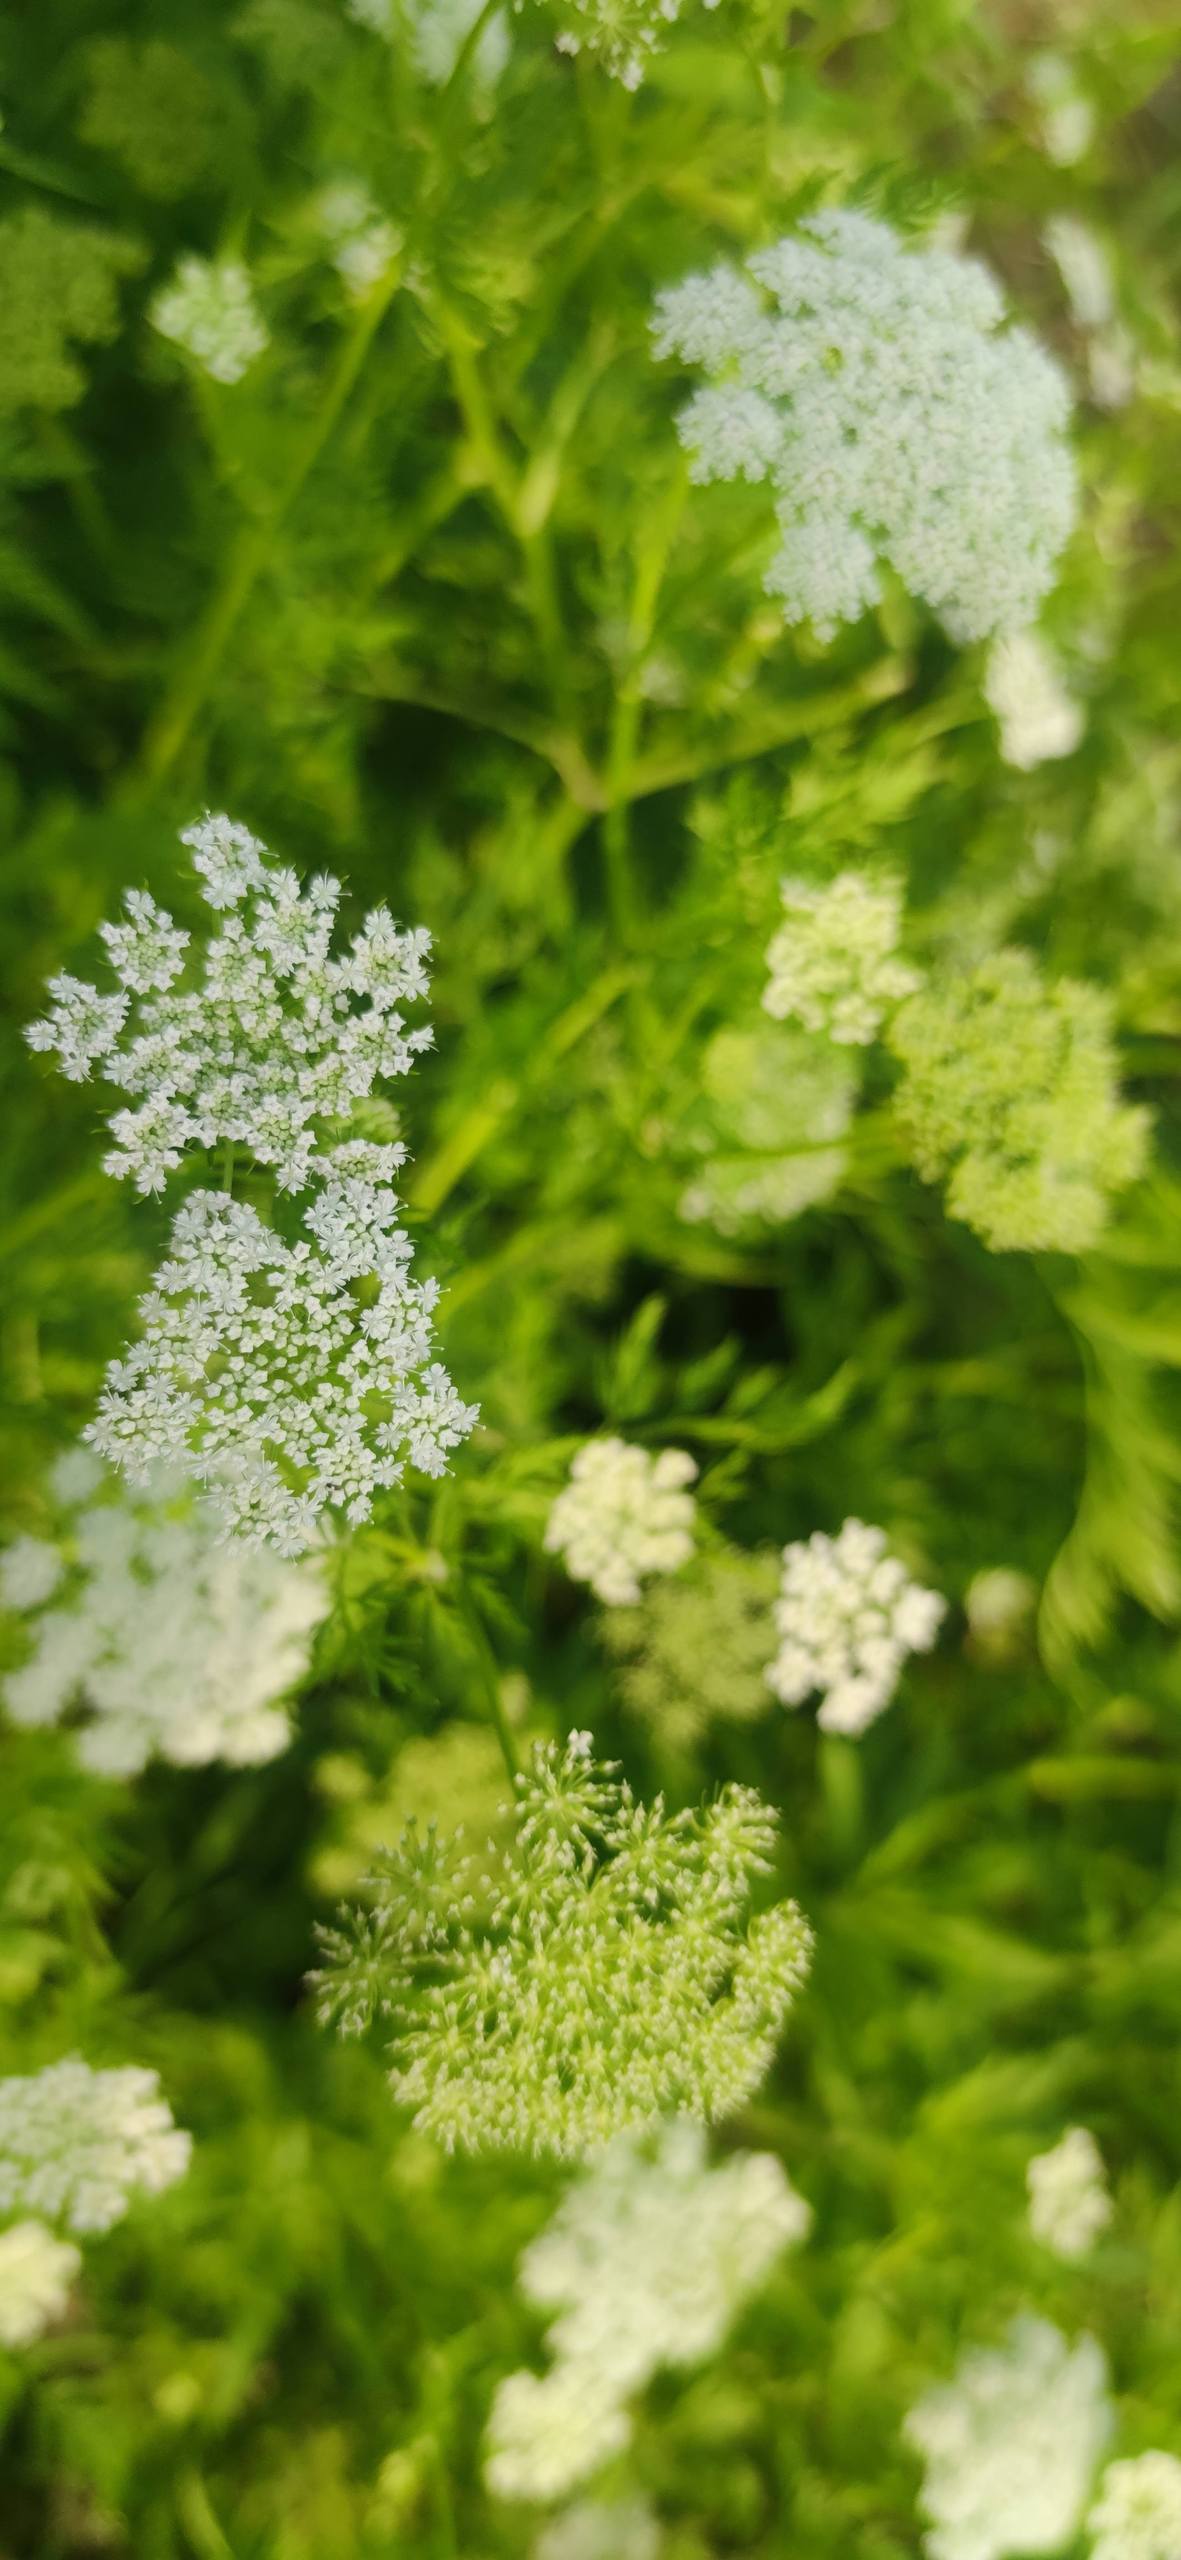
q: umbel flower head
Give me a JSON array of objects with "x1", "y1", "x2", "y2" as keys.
[
  {"x1": 1088, "y1": 2453, "x2": 1181, "y2": 2560},
  {"x1": 652, "y1": 210, "x2": 1076, "y2": 643},
  {"x1": 0, "y1": 2220, "x2": 81, "y2": 2347},
  {"x1": 0, "y1": 2058, "x2": 191, "y2": 2235},
  {"x1": 766, "y1": 1518, "x2": 945, "y2": 1736},
  {"x1": 317, "y1": 1733, "x2": 813, "y2": 2159},
  {"x1": 1, "y1": 1449, "x2": 328, "y2": 1777},
  {"x1": 888, "y1": 947, "x2": 1149, "y2": 1254},
  {"x1": 527, "y1": 0, "x2": 718, "y2": 90},
  {"x1": 1026, "y1": 2127, "x2": 1112, "y2": 2261},
  {"x1": 904, "y1": 2314, "x2": 1114, "y2": 2560},
  {"x1": 26, "y1": 815, "x2": 477, "y2": 1550},
  {"x1": 762, "y1": 870, "x2": 920, "y2": 1046},
  {"x1": 545, "y1": 1440, "x2": 698, "y2": 1607},
  {"x1": 487, "y1": 2121, "x2": 808, "y2": 2502},
  {"x1": 150, "y1": 256, "x2": 268, "y2": 384}
]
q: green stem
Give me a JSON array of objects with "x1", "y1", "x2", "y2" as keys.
[{"x1": 128, "y1": 274, "x2": 401, "y2": 795}]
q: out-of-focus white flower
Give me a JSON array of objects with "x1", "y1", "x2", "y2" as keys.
[
  {"x1": 765, "y1": 1518, "x2": 944, "y2": 1735},
  {"x1": 150, "y1": 256, "x2": 268, "y2": 384},
  {"x1": 314, "y1": 182, "x2": 401, "y2": 299},
  {"x1": 485, "y1": 2361, "x2": 631, "y2": 2503},
  {"x1": 963, "y1": 1566, "x2": 1038, "y2": 1665},
  {"x1": 1027, "y1": 54, "x2": 1096, "y2": 167},
  {"x1": 905, "y1": 2315, "x2": 1114, "y2": 2560},
  {"x1": 545, "y1": 1440, "x2": 697, "y2": 1607},
  {"x1": 1044, "y1": 217, "x2": 1135, "y2": 412},
  {"x1": 0, "y1": 1536, "x2": 63, "y2": 1611},
  {"x1": 535, "y1": 2496, "x2": 661, "y2": 2560},
  {"x1": 414, "y1": 0, "x2": 510, "y2": 83},
  {"x1": 1088, "y1": 2452, "x2": 1181, "y2": 2560},
  {"x1": 0, "y1": 2219, "x2": 81, "y2": 2346},
  {"x1": 1027, "y1": 2128, "x2": 1113, "y2": 2261},
  {"x1": 763, "y1": 870, "x2": 920, "y2": 1045},
  {"x1": 984, "y1": 630, "x2": 1084, "y2": 771},
  {"x1": 2, "y1": 1464, "x2": 329, "y2": 1775},
  {"x1": 653, "y1": 211, "x2": 1076, "y2": 645},
  {"x1": 0, "y1": 2059, "x2": 190, "y2": 2235}
]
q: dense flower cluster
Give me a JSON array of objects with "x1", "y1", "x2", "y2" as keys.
[
  {"x1": 150, "y1": 256, "x2": 269, "y2": 383},
  {"x1": 1026, "y1": 2128, "x2": 1112, "y2": 2261},
  {"x1": 1088, "y1": 2454, "x2": 1181, "y2": 2560},
  {"x1": 652, "y1": 211, "x2": 1076, "y2": 642},
  {"x1": 317, "y1": 1734, "x2": 813, "y2": 2157},
  {"x1": 762, "y1": 870, "x2": 920, "y2": 1045},
  {"x1": 888, "y1": 949, "x2": 1149, "y2": 1254},
  {"x1": 765, "y1": 1518, "x2": 945, "y2": 1736},
  {"x1": 904, "y1": 2315, "x2": 1114, "y2": 2560},
  {"x1": 984, "y1": 630, "x2": 1084, "y2": 770},
  {"x1": 26, "y1": 815, "x2": 477, "y2": 1549},
  {"x1": 601, "y1": 1548, "x2": 781, "y2": 1745},
  {"x1": 487, "y1": 2121, "x2": 807, "y2": 2498},
  {"x1": 535, "y1": 2498, "x2": 661, "y2": 2560},
  {"x1": 544, "y1": 1440, "x2": 698, "y2": 1606},
  {"x1": 1, "y1": 1451, "x2": 328, "y2": 1776},
  {"x1": 0, "y1": 2059, "x2": 190, "y2": 2236},
  {"x1": 674, "y1": 1023, "x2": 853, "y2": 1236},
  {"x1": 0, "y1": 2220, "x2": 81, "y2": 2347}
]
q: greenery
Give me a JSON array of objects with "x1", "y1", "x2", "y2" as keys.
[{"x1": 1, "y1": 0, "x2": 1180, "y2": 2553}]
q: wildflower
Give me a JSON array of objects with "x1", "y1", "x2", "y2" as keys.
[
  {"x1": 888, "y1": 949, "x2": 1149, "y2": 1254},
  {"x1": 485, "y1": 2361, "x2": 631, "y2": 2503},
  {"x1": 1088, "y1": 2453, "x2": 1181, "y2": 2560},
  {"x1": 1045, "y1": 217, "x2": 1134, "y2": 411},
  {"x1": 601, "y1": 1549, "x2": 782, "y2": 1745},
  {"x1": 765, "y1": 1518, "x2": 944, "y2": 1737},
  {"x1": 314, "y1": 183, "x2": 401, "y2": 299},
  {"x1": 2, "y1": 1458, "x2": 328, "y2": 1776},
  {"x1": 963, "y1": 1567, "x2": 1038, "y2": 1667},
  {"x1": 26, "y1": 815, "x2": 476, "y2": 1550},
  {"x1": 984, "y1": 631, "x2": 1084, "y2": 770},
  {"x1": 904, "y1": 2315, "x2": 1114, "y2": 2560},
  {"x1": 762, "y1": 870, "x2": 920, "y2": 1045},
  {"x1": 519, "y1": 2120, "x2": 810, "y2": 2389},
  {"x1": 0, "y1": 2220, "x2": 81, "y2": 2347},
  {"x1": 317, "y1": 1735, "x2": 813, "y2": 2158},
  {"x1": 0, "y1": 2059, "x2": 190, "y2": 2235},
  {"x1": 652, "y1": 211, "x2": 1076, "y2": 644},
  {"x1": 1027, "y1": 2128, "x2": 1113, "y2": 2261},
  {"x1": 1026, "y1": 53, "x2": 1096, "y2": 167},
  {"x1": 150, "y1": 256, "x2": 269, "y2": 384},
  {"x1": 535, "y1": 2497, "x2": 661, "y2": 2560},
  {"x1": 674, "y1": 1024, "x2": 854, "y2": 1238},
  {"x1": 0, "y1": 1536, "x2": 64, "y2": 1611},
  {"x1": 545, "y1": 1440, "x2": 697, "y2": 1607}
]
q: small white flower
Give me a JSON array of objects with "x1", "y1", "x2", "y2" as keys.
[
  {"x1": 1027, "y1": 2128, "x2": 1112, "y2": 2261},
  {"x1": 904, "y1": 2314, "x2": 1114, "y2": 2560},
  {"x1": 314, "y1": 182, "x2": 401, "y2": 299},
  {"x1": 485, "y1": 2361, "x2": 631, "y2": 2504},
  {"x1": 1026, "y1": 54, "x2": 1096, "y2": 166},
  {"x1": 150, "y1": 256, "x2": 269, "y2": 385},
  {"x1": 0, "y1": 2219, "x2": 81, "y2": 2347},
  {"x1": 535, "y1": 2497, "x2": 661, "y2": 2560},
  {"x1": 984, "y1": 630, "x2": 1084, "y2": 771},
  {"x1": 0, "y1": 2059, "x2": 190, "y2": 2236},
  {"x1": 0, "y1": 1536, "x2": 64, "y2": 1612},
  {"x1": 653, "y1": 210, "x2": 1076, "y2": 645},
  {"x1": 544, "y1": 1439, "x2": 697, "y2": 1607},
  {"x1": 765, "y1": 1517, "x2": 944, "y2": 1735},
  {"x1": 1088, "y1": 2452, "x2": 1181, "y2": 2560},
  {"x1": 763, "y1": 870, "x2": 920, "y2": 1046}
]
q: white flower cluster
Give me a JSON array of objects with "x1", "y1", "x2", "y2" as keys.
[
  {"x1": 765, "y1": 1518, "x2": 945, "y2": 1736},
  {"x1": 150, "y1": 256, "x2": 269, "y2": 384},
  {"x1": 26, "y1": 815, "x2": 477, "y2": 1551},
  {"x1": 984, "y1": 630, "x2": 1084, "y2": 771},
  {"x1": 1026, "y1": 2127, "x2": 1112, "y2": 2261},
  {"x1": 652, "y1": 210, "x2": 1076, "y2": 643},
  {"x1": 1088, "y1": 2454, "x2": 1181, "y2": 2560},
  {"x1": 1045, "y1": 215, "x2": 1135, "y2": 411},
  {"x1": 0, "y1": 2219, "x2": 81, "y2": 2348},
  {"x1": 0, "y1": 2058, "x2": 191, "y2": 2236},
  {"x1": 544, "y1": 1440, "x2": 697, "y2": 1606},
  {"x1": 2, "y1": 1450, "x2": 328, "y2": 1776},
  {"x1": 487, "y1": 2122, "x2": 808, "y2": 2501},
  {"x1": 762, "y1": 870, "x2": 920, "y2": 1045},
  {"x1": 904, "y1": 2315, "x2": 1114, "y2": 2560},
  {"x1": 314, "y1": 183, "x2": 401, "y2": 298},
  {"x1": 535, "y1": 2498, "x2": 661, "y2": 2560},
  {"x1": 538, "y1": 0, "x2": 718, "y2": 92}
]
